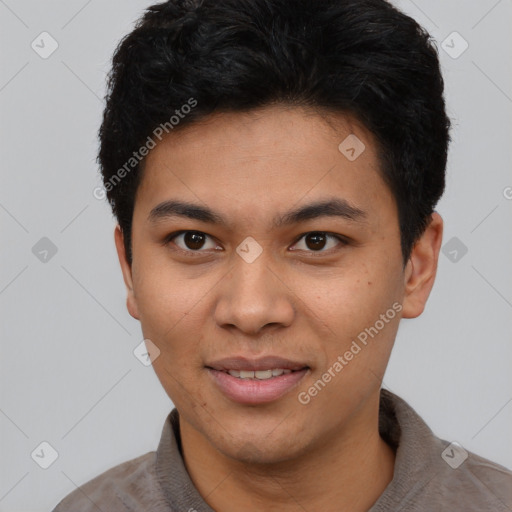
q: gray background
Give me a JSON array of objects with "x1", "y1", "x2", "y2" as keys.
[{"x1": 1, "y1": 0, "x2": 511, "y2": 510}]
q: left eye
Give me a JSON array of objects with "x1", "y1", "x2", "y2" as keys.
[{"x1": 291, "y1": 232, "x2": 346, "y2": 252}]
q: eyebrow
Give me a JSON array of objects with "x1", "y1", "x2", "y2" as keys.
[{"x1": 147, "y1": 198, "x2": 368, "y2": 228}]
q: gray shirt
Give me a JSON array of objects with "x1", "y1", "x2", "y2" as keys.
[{"x1": 52, "y1": 389, "x2": 512, "y2": 511}]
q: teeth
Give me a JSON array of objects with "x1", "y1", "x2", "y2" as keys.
[
  {"x1": 227, "y1": 369, "x2": 295, "y2": 380},
  {"x1": 255, "y1": 370, "x2": 273, "y2": 379}
]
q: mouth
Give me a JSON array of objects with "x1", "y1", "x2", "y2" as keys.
[
  {"x1": 205, "y1": 356, "x2": 310, "y2": 404},
  {"x1": 223, "y1": 368, "x2": 295, "y2": 380}
]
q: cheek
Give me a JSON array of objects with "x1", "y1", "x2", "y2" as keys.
[
  {"x1": 132, "y1": 259, "x2": 208, "y2": 361},
  {"x1": 296, "y1": 257, "x2": 400, "y2": 331},
  {"x1": 294, "y1": 263, "x2": 403, "y2": 394}
]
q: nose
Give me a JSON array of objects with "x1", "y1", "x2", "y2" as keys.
[{"x1": 213, "y1": 253, "x2": 295, "y2": 336}]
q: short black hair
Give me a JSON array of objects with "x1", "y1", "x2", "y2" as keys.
[{"x1": 98, "y1": 0, "x2": 451, "y2": 265}]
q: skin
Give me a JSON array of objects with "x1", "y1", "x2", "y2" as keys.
[{"x1": 114, "y1": 105, "x2": 443, "y2": 512}]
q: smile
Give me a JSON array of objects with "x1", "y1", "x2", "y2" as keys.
[{"x1": 226, "y1": 369, "x2": 293, "y2": 379}]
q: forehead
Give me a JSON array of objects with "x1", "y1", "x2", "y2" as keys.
[
  {"x1": 135, "y1": 105, "x2": 395, "y2": 227},
  {"x1": 146, "y1": 105, "x2": 372, "y2": 160}
]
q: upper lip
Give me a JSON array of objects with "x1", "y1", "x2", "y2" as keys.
[{"x1": 206, "y1": 356, "x2": 309, "y2": 372}]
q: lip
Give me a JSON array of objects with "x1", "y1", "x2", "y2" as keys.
[{"x1": 205, "y1": 356, "x2": 310, "y2": 405}]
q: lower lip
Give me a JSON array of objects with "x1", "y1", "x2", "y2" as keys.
[{"x1": 207, "y1": 368, "x2": 309, "y2": 405}]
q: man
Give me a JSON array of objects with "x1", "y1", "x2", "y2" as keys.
[{"x1": 53, "y1": 0, "x2": 512, "y2": 510}]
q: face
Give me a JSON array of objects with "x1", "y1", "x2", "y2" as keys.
[{"x1": 115, "y1": 105, "x2": 441, "y2": 464}]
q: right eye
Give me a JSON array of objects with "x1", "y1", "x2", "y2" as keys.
[{"x1": 164, "y1": 230, "x2": 222, "y2": 253}]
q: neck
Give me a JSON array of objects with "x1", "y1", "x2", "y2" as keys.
[{"x1": 179, "y1": 397, "x2": 395, "y2": 512}]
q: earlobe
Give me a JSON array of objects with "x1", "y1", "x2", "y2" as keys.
[
  {"x1": 114, "y1": 225, "x2": 140, "y2": 320},
  {"x1": 401, "y1": 212, "x2": 443, "y2": 319}
]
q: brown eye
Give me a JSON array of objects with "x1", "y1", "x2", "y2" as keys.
[
  {"x1": 183, "y1": 231, "x2": 206, "y2": 250},
  {"x1": 291, "y1": 232, "x2": 347, "y2": 252},
  {"x1": 304, "y1": 232, "x2": 327, "y2": 250},
  {"x1": 167, "y1": 231, "x2": 220, "y2": 252}
]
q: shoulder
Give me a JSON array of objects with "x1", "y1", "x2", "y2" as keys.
[
  {"x1": 377, "y1": 390, "x2": 512, "y2": 511},
  {"x1": 51, "y1": 451, "x2": 170, "y2": 512},
  {"x1": 432, "y1": 447, "x2": 512, "y2": 510},
  {"x1": 399, "y1": 433, "x2": 512, "y2": 510}
]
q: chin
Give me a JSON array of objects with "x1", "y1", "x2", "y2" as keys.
[{"x1": 214, "y1": 427, "x2": 309, "y2": 466}]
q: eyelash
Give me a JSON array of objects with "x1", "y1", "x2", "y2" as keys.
[{"x1": 163, "y1": 230, "x2": 350, "y2": 256}]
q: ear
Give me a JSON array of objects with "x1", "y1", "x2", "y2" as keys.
[
  {"x1": 114, "y1": 225, "x2": 140, "y2": 320},
  {"x1": 401, "y1": 212, "x2": 443, "y2": 318}
]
